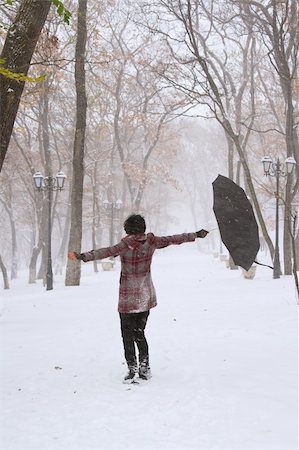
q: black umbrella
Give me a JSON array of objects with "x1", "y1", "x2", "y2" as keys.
[{"x1": 212, "y1": 174, "x2": 260, "y2": 271}]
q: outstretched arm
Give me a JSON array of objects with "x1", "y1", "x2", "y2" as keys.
[
  {"x1": 68, "y1": 241, "x2": 127, "y2": 262},
  {"x1": 154, "y1": 229, "x2": 208, "y2": 249}
]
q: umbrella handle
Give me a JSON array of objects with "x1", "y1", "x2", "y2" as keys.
[{"x1": 208, "y1": 228, "x2": 218, "y2": 232}]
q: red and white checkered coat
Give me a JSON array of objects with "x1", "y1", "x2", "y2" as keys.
[{"x1": 81, "y1": 232, "x2": 197, "y2": 313}]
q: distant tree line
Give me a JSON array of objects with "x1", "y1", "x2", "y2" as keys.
[{"x1": 0, "y1": 0, "x2": 298, "y2": 288}]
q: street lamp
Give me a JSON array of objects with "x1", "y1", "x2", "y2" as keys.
[
  {"x1": 261, "y1": 155, "x2": 296, "y2": 279},
  {"x1": 103, "y1": 198, "x2": 123, "y2": 246},
  {"x1": 33, "y1": 171, "x2": 66, "y2": 290}
]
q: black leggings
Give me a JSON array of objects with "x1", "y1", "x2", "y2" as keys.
[{"x1": 119, "y1": 311, "x2": 150, "y2": 369}]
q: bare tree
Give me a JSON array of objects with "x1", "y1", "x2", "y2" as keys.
[
  {"x1": 236, "y1": 0, "x2": 299, "y2": 274},
  {"x1": 90, "y1": 7, "x2": 190, "y2": 211},
  {"x1": 142, "y1": 0, "x2": 274, "y2": 258},
  {"x1": 65, "y1": 0, "x2": 88, "y2": 286}
]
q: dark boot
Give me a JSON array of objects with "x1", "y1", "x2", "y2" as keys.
[
  {"x1": 123, "y1": 364, "x2": 137, "y2": 383},
  {"x1": 139, "y1": 359, "x2": 151, "y2": 380}
]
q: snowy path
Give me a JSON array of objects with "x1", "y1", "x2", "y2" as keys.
[{"x1": 0, "y1": 246, "x2": 297, "y2": 450}]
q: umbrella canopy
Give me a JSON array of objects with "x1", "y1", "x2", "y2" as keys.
[{"x1": 212, "y1": 174, "x2": 260, "y2": 271}]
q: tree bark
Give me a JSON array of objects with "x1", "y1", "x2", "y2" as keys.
[
  {"x1": 0, "y1": 0, "x2": 52, "y2": 172},
  {"x1": 65, "y1": 0, "x2": 87, "y2": 286}
]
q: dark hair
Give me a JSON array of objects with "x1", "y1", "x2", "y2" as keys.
[{"x1": 124, "y1": 214, "x2": 146, "y2": 235}]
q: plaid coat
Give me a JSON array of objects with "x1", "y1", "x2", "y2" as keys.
[{"x1": 81, "y1": 232, "x2": 197, "y2": 313}]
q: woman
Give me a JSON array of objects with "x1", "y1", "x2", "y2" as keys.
[{"x1": 68, "y1": 214, "x2": 208, "y2": 383}]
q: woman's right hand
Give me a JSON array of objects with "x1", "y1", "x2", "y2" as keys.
[{"x1": 68, "y1": 251, "x2": 80, "y2": 260}]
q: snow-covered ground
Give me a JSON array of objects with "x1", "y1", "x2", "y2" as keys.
[{"x1": 0, "y1": 245, "x2": 297, "y2": 450}]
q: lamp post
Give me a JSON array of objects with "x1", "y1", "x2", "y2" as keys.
[
  {"x1": 33, "y1": 171, "x2": 66, "y2": 290},
  {"x1": 103, "y1": 199, "x2": 123, "y2": 246},
  {"x1": 261, "y1": 156, "x2": 296, "y2": 279}
]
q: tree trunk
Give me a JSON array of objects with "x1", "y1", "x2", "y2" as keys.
[
  {"x1": 0, "y1": 195, "x2": 18, "y2": 279},
  {"x1": 283, "y1": 85, "x2": 298, "y2": 274},
  {"x1": 283, "y1": 186, "x2": 292, "y2": 275},
  {"x1": 35, "y1": 80, "x2": 52, "y2": 284},
  {"x1": 65, "y1": 0, "x2": 87, "y2": 286},
  {"x1": 290, "y1": 213, "x2": 299, "y2": 302},
  {"x1": 28, "y1": 246, "x2": 41, "y2": 284},
  {"x1": 224, "y1": 133, "x2": 237, "y2": 269},
  {"x1": 295, "y1": 230, "x2": 299, "y2": 269},
  {"x1": 37, "y1": 246, "x2": 46, "y2": 284},
  {"x1": 0, "y1": 254, "x2": 9, "y2": 289},
  {"x1": 42, "y1": 77, "x2": 53, "y2": 288},
  {"x1": 225, "y1": 132, "x2": 234, "y2": 181},
  {"x1": 55, "y1": 190, "x2": 71, "y2": 275},
  {"x1": 92, "y1": 161, "x2": 99, "y2": 273},
  {"x1": 0, "y1": 0, "x2": 52, "y2": 172},
  {"x1": 30, "y1": 193, "x2": 47, "y2": 283},
  {"x1": 10, "y1": 214, "x2": 18, "y2": 279}
]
